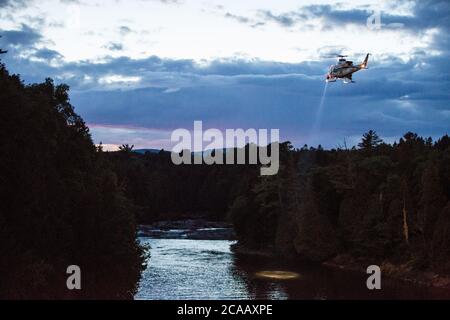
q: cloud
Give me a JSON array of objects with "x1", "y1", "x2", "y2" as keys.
[
  {"x1": 139, "y1": 0, "x2": 183, "y2": 4},
  {"x1": 223, "y1": 11, "x2": 265, "y2": 28},
  {"x1": 119, "y1": 26, "x2": 133, "y2": 35},
  {"x1": 158, "y1": 0, "x2": 182, "y2": 4},
  {"x1": 0, "y1": 24, "x2": 42, "y2": 47},
  {"x1": 0, "y1": 0, "x2": 29, "y2": 8},
  {"x1": 0, "y1": 24, "x2": 63, "y2": 63},
  {"x1": 300, "y1": 1, "x2": 450, "y2": 32},
  {"x1": 103, "y1": 42, "x2": 124, "y2": 51},
  {"x1": 60, "y1": 0, "x2": 81, "y2": 4},
  {"x1": 224, "y1": 12, "x2": 250, "y2": 24},
  {"x1": 1, "y1": 41, "x2": 448, "y2": 148},
  {"x1": 0, "y1": 0, "x2": 448, "y2": 148},
  {"x1": 220, "y1": 1, "x2": 449, "y2": 36},
  {"x1": 33, "y1": 48, "x2": 64, "y2": 61},
  {"x1": 258, "y1": 10, "x2": 297, "y2": 28},
  {"x1": 88, "y1": 123, "x2": 172, "y2": 149},
  {"x1": 317, "y1": 45, "x2": 349, "y2": 58}
]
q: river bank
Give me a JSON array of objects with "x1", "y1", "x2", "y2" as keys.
[
  {"x1": 136, "y1": 220, "x2": 450, "y2": 299},
  {"x1": 231, "y1": 243, "x2": 450, "y2": 290},
  {"x1": 324, "y1": 254, "x2": 450, "y2": 290},
  {"x1": 137, "y1": 219, "x2": 450, "y2": 293}
]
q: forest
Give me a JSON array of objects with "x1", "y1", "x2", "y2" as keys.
[
  {"x1": 0, "y1": 63, "x2": 145, "y2": 299},
  {"x1": 1, "y1": 59, "x2": 450, "y2": 299},
  {"x1": 110, "y1": 132, "x2": 450, "y2": 276},
  {"x1": 226, "y1": 133, "x2": 450, "y2": 275}
]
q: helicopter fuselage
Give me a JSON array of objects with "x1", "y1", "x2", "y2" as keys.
[
  {"x1": 326, "y1": 54, "x2": 370, "y2": 83},
  {"x1": 326, "y1": 65, "x2": 362, "y2": 82}
]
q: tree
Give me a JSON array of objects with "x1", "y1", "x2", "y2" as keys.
[
  {"x1": 358, "y1": 130, "x2": 383, "y2": 152},
  {"x1": 119, "y1": 144, "x2": 134, "y2": 153},
  {"x1": 0, "y1": 63, "x2": 145, "y2": 299}
]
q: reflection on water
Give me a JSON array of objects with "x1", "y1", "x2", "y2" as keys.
[
  {"x1": 135, "y1": 238, "x2": 450, "y2": 300},
  {"x1": 135, "y1": 238, "x2": 250, "y2": 300},
  {"x1": 255, "y1": 271, "x2": 300, "y2": 280}
]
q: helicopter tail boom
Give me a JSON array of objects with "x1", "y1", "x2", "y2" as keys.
[{"x1": 360, "y1": 53, "x2": 370, "y2": 69}]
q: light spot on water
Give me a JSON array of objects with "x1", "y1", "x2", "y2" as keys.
[{"x1": 255, "y1": 271, "x2": 301, "y2": 280}]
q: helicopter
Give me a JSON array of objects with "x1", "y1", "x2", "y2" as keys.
[{"x1": 326, "y1": 53, "x2": 370, "y2": 83}]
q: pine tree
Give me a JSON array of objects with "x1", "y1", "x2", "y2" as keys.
[{"x1": 358, "y1": 130, "x2": 383, "y2": 152}]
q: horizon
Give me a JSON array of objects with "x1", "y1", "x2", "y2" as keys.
[{"x1": 102, "y1": 130, "x2": 449, "y2": 153}]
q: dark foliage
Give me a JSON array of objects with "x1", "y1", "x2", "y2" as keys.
[
  {"x1": 107, "y1": 147, "x2": 260, "y2": 222},
  {"x1": 110, "y1": 128, "x2": 450, "y2": 272},
  {"x1": 227, "y1": 132, "x2": 450, "y2": 272},
  {"x1": 0, "y1": 64, "x2": 145, "y2": 299}
]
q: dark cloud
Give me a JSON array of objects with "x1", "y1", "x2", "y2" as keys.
[
  {"x1": 0, "y1": 0, "x2": 12, "y2": 6},
  {"x1": 0, "y1": 24, "x2": 66, "y2": 63},
  {"x1": 33, "y1": 48, "x2": 64, "y2": 61},
  {"x1": 407, "y1": 0, "x2": 450, "y2": 30},
  {"x1": 0, "y1": 0, "x2": 29, "y2": 8},
  {"x1": 301, "y1": 1, "x2": 450, "y2": 31},
  {"x1": 0, "y1": 1, "x2": 448, "y2": 148},
  {"x1": 2, "y1": 47, "x2": 447, "y2": 148},
  {"x1": 257, "y1": 6, "x2": 379, "y2": 30},
  {"x1": 223, "y1": 0, "x2": 450, "y2": 35},
  {"x1": 0, "y1": 24, "x2": 42, "y2": 47}
]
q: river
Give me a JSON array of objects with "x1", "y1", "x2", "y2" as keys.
[{"x1": 135, "y1": 234, "x2": 450, "y2": 300}]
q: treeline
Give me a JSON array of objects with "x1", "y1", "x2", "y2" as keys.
[
  {"x1": 0, "y1": 63, "x2": 145, "y2": 299},
  {"x1": 228, "y1": 131, "x2": 450, "y2": 273},
  {"x1": 106, "y1": 146, "x2": 260, "y2": 222},
  {"x1": 111, "y1": 131, "x2": 450, "y2": 274}
]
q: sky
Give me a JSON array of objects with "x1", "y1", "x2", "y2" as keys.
[{"x1": 0, "y1": 0, "x2": 449, "y2": 150}]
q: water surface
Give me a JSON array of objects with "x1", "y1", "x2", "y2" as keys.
[{"x1": 135, "y1": 237, "x2": 450, "y2": 300}]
